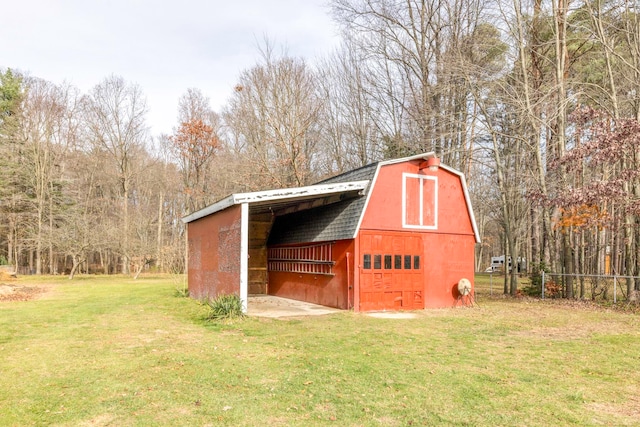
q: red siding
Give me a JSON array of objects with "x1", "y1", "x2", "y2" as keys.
[
  {"x1": 268, "y1": 240, "x2": 354, "y2": 309},
  {"x1": 187, "y1": 205, "x2": 242, "y2": 300},
  {"x1": 361, "y1": 161, "x2": 474, "y2": 236},
  {"x1": 422, "y1": 233, "x2": 476, "y2": 308},
  {"x1": 357, "y1": 160, "x2": 476, "y2": 310}
]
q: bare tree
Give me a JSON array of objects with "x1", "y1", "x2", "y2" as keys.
[
  {"x1": 316, "y1": 40, "x2": 384, "y2": 174},
  {"x1": 18, "y1": 78, "x2": 79, "y2": 274},
  {"x1": 331, "y1": 0, "x2": 492, "y2": 167},
  {"x1": 83, "y1": 75, "x2": 149, "y2": 274},
  {"x1": 224, "y1": 43, "x2": 322, "y2": 188}
]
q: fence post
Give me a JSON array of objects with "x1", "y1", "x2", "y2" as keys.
[
  {"x1": 490, "y1": 272, "x2": 493, "y2": 296},
  {"x1": 541, "y1": 270, "x2": 545, "y2": 300},
  {"x1": 614, "y1": 276, "x2": 617, "y2": 304}
]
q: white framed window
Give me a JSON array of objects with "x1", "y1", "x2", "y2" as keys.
[{"x1": 402, "y1": 173, "x2": 438, "y2": 229}]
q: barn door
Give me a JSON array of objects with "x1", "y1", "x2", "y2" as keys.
[{"x1": 359, "y1": 232, "x2": 424, "y2": 311}]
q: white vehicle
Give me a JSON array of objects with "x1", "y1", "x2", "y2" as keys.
[{"x1": 488, "y1": 255, "x2": 526, "y2": 273}]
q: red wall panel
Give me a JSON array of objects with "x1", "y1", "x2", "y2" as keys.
[
  {"x1": 268, "y1": 240, "x2": 354, "y2": 309},
  {"x1": 360, "y1": 161, "x2": 474, "y2": 237},
  {"x1": 421, "y1": 233, "x2": 476, "y2": 307},
  {"x1": 187, "y1": 205, "x2": 242, "y2": 300}
]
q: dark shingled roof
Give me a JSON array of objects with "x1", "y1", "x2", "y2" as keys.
[
  {"x1": 268, "y1": 162, "x2": 379, "y2": 245},
  {"x1": 317, "y1": 162, "x2": 379, "y2": 185}
]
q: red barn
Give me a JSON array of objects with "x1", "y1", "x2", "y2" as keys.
[{"x1": 182, "y1": 153, "x2": 480, "y2": 312}]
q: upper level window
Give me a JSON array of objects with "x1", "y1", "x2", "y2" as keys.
[{"x1": 402, "y1": 173, "x2": 437, "y2": 229}]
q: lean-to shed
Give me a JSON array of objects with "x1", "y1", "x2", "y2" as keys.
[{"x1": 182, "y1": 153, "x2": 480, "y2": 312}]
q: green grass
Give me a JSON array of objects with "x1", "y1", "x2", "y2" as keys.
[{"x1": 2, "y1": 275, "x2": 640, "y2": 426}]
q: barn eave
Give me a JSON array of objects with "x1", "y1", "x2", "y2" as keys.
[{"x1": 181, "y1": 180, "x2": 370, "y2": 224}]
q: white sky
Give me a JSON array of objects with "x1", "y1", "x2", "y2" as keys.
[{"x1": 0, "y1": 0, "x2": 340, "y2": 137}]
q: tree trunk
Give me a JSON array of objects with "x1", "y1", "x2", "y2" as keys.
[
  {"x1": 157, "y1": 192, "x2": 164, "y2": 272},
  {"x1": 579, "y1": 231, "x2": 585, "y2": 299},
  {"x1": 563, "y1": 232, "x2": 574, "y2": 299},
  {"x1": 49, "y1": 182, "x2": 55, "y2": 274},
  {"x1": 69, "y1": 255, "x2": 80, "y2": 280},
  {"x1": 122, "y1": 180, "x2": 130, "y2": 275},
  {"x1": 133, "y1": 258, "x2": 146, "y2": 280},
  {"x1": 508, "y1": 233, "x2": 518, "y2": 296},
  {"x1": 503, "y1": 234, "x2": 509, "y2": 295},
  {"x1": 36, "y1": 208, "x2": 43, "y2": 275}
]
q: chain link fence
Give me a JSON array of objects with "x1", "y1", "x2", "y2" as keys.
[
  {"x1": 540, "y1": 272, "x2": 640, "y2": 303},
  {"x1": 475, "y1": 271, "x2": 640, "y2": 303}
]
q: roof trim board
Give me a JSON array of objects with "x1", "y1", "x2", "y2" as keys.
[
  {"x1": 377, "y1": 152, "x2": 437, "y2": 166},
  {"x1": 182, "y1": 180, "x2": 370, "y2": 224}
]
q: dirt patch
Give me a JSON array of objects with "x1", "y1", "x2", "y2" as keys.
[
  {"x1": 587, "y1": 393, "x2": 640, "y2": 425},
  {"x1": 76, "y1": 413, "x2": 117, "y2": 426},
  {"x1": 0, "y1": 271, "x2": 17, "y2": 281},
  {"x1": 0, "y1": 283, "x2": 52, "y2": 302},
  {"x1": 511, "y1": 325, "x2": 602, "y2": 340}
]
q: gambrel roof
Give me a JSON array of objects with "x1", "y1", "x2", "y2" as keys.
[{"x1": 182, "y1": 153, "x2": 480, "y2": 244}]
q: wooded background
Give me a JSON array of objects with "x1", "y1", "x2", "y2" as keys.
[{"x1": 1, "y1": 0, "x2": 639, "y2": 297}]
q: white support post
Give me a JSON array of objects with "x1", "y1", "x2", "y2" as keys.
[{"x1": 240, "y1": 203, "x2": 249, "y2": 313}]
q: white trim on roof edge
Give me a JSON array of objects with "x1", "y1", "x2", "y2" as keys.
[
  {"x1": 350, "y1": 153, "x2": 480, "y2": 243},
  {"x1": 439, "y1": 164, "x2": 481, "y2": 243},
  {"x1": 350, "y1": 153, "x2": 436, "y2": 239},
  {"x1": 378, "y1": 152, "x2": 437, "y2": 166},
  {"x1": 182, "y1": 180, "x2": 370, "y2": 224}
]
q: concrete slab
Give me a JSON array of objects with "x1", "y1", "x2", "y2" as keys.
[{"x1": 248, "y1": 295, "x2": 342, "y2": 318}]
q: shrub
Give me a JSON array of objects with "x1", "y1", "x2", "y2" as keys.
[
  {"x1": 523, "y1": 262, "x2": 550, "y2": 297},
  {"x1": 544, "y1": 281, "x2": 561, "y2": 299},
  {"x1": 204, "y1": 294, "x2": 245, "y2": 321},
  {"x1": 174, "y1": 287, "x2": 189, "y2": 298},
  {"x1": 0, "y1": 255, "x2": 7, "y2": 265}
]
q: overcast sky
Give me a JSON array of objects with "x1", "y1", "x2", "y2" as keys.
[{"x1": 0, "y1": 0, "x2": 340, "y2": 137}]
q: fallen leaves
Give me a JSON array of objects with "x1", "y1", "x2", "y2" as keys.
[{"x1": 0, "y1": 284, "x2": 45, "y2": 301}]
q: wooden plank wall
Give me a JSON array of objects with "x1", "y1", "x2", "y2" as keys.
[{"x1": 248, "y1": 213, "x2": 273, "y2": 294}]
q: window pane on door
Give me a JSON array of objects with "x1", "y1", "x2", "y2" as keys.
[
  {"x1": 404, "y1": 255, "x2": 412, "y2": 269},
  {"x1": 374, "y1": 255, "x2": 382, "y2": 269},
  {"x1": 384, "y1": 255, "x2": 392, "y2": 269},
  {"x1": 363, "y1": 254, "x2": 371, "y2": 269}
]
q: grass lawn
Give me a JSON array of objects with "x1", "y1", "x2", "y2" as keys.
[{"x1": 1, "y1": 275, "x2": 640, "y2": 426}]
